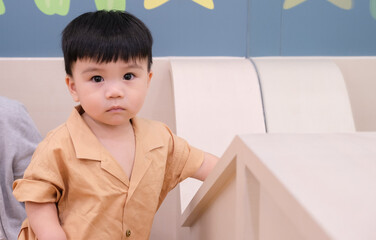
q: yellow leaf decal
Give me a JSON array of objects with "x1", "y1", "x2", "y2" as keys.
[
  {"x1": 327, "y1": 0, "x2": 353, "y2": 10},
  {"x1": 283, "y1": 0, "x2": 307, "y2": 10},
  {"x1": 192, "y1": 0, "x2": 214, "y2": 10},
  {"x1": 144, "y1": 0, "x2": 169, "y2": 10}
]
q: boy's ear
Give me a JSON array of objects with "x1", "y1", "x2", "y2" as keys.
[
  {"x1": 65, "y1": 75, "x2": 79, "y2": 102},
  {"x1": 147, "y1": 71, "x2": 153, "y2": 87}
]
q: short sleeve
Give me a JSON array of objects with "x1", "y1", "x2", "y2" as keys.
[
  {"x1": 13, "y1": 139, "x2": 65, "y2": 204},
  {"x1": 164, "y1": 130, "x2": 204, "y2": 189},
  {"x1": 174, "y1": 135, "x2": 204, "y2": 182}
]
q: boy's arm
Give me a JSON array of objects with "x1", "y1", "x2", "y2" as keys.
[
  {"x1": 191, "y1": 152, "x2": 219, "y2": 181},
  {"x1": 25, "y1": 202, "x2": 67, "y2": 240}
]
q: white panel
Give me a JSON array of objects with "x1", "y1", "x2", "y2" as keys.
[
  {"x1": 240, "y1": 133, "x2": 376, "y2": 240},
  {"x1": 170, "y1": 57, "x2": 265, "y2": 212},
  {"x1": 189, "y1": 175, "x2": 237, "y2": 240},
  {"x1": 253, "y1": 57, "x2": 355, "y2": 133},
  {"x1": 0, "y1": 58, "x2": 74, "y2": 137},
  {"x1": 138, "y1": 57, "x2": 176, "y2": 132},
  {"x1": 333, "y1": 57, "x2": 376, "y2": 131}
]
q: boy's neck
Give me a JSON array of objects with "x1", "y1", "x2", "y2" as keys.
[
  {"x1": 82, "y1": 112, "x2": 134, "y2": 140},
  {"x1": 82, "y1": 112, "x2": 136, "y2": 180}
]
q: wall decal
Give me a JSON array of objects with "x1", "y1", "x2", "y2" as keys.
[
  {"x1": 283, "y1": 0, "x2": 307, "y2": 10},
  {"x1": 144, "y1": 0, "x2": 169, "y2": 10},
  {"x1": 284, "y1": 0, "x2": 353, "y2": 10},
  {"x1": 283, "y1": 0, "x2": 376, "y2": 20},
  {"x1": 95, "y1": 0, "x2": 126, "y2": 11},
  {"x1": 144, "y1": 0, "x2": 214, "y2": 10},
  {"x1": 192, "y1": 0, "x2": 214, "y2": 9},
  {"x1": 371, "y1": 0, "x2": 376, "y2": 19},
  {"x1": 2, "y1": 0, "x2": 215, "y2": 15},
  {"x1": 0, "y1": 0, "x2": 5, "y2": 15},
  {"x1": 327, "y1": 0, "x2": 352, "y2": 9},
  {"x1": 34, "y1": 0, "x2": 70, "y2": 16}
]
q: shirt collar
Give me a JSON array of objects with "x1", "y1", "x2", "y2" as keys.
[
  {"x1": 66, "y1": 106, "x2": 163, "y2": 161},
  {"x1": 66, "y1": 106, "x2": 104, "y2": 160}
]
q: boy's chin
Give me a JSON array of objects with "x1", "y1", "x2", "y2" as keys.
[{"x1": 104, "y1": 118, "x2": 133, "y2": 127}]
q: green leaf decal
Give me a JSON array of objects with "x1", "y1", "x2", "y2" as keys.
[
  {"x1": 95, "y1": 0, "x2": 126, "y2": 11},
  {"x1": 371, "y1": 0, "x2": 376, "y2": 20},
  {"x1": 34, "y1": 0, "x2": 70, "y2": 16},
  {"x1": 0, "y1": 0, "x2": 5, "y2": 15}
]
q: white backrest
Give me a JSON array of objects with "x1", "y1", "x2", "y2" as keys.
[
  {"x1": 0, "y1": 58, "x2": 74, "y2": 136},
  {"x1": 252, "y1": 57, "x2": 355, "y2": 133},
  {"x1": 333, "y1": 57, "x2": 376, "y2": 131},
  {"x1": 170, "y1": 57, "x2": 266, "y2": 212}
]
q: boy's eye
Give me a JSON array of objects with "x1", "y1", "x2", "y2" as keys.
[
  {"x1": 91, "y1": 76, "x2": 104, "y2": 83},
  {"x1": 123, "y1": 73, "x2": 134, "y2": 81}
]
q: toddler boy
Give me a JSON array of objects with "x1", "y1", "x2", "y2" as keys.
[{"x1": 13, "y1": 10, "x2": 218, "y2": 240}]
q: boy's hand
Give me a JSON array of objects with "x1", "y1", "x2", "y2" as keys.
[
  {"x1": 26, "y1": 202, "x2": 67, "y2": 240},
  {"x1": 192, "y1": 152, "x2": 219, "y2": 181}
]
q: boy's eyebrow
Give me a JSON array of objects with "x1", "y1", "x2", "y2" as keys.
[
  {"x1": 126, "y1": 63, "x2": 145, "y2": 70},
  {"x1": 81, "y1": 63, "x2": 144, "y2": 74},
  {"x1": 81, "y1": 67, "x2": 102, "y2": 74}
]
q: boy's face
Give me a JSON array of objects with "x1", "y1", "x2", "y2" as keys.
[{"x1": 66, "y1": 58, "x2": 152, "y2": 127}]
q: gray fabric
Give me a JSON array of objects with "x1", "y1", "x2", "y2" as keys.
[{"x1": 0, "y1": 96, "x2": 41, "y2": 240}]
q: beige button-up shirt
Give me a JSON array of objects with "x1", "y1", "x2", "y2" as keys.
[{"x1": 13, "y1": 107, "x2": 204, "y2": 240}]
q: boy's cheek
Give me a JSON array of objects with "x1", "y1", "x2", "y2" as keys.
[{"x1": 67, "y1": 88, "x2": 80, "y2": 102}]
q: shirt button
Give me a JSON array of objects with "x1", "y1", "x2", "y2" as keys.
[{"x1": 125, "y1": 229, "x2": 131, "y2": 237}]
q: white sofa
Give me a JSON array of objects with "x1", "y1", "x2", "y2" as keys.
[{"x1": 1, "y1": 56, "x2": 375, "y2": 239}]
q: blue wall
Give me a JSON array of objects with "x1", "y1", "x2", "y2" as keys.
[
  {"x1": 249, "y1": 1, "x2": 376, "y2": 56},
  {"x1": 0, "y1": 0, "x2": 376, "y2": 57}
]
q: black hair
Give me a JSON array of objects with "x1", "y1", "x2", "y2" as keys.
[{"x1": 62, "y1": 10, "x2": 153, "y2": 75}]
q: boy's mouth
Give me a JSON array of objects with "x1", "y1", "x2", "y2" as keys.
[{"x1": 107, "y1": 106, "x2": 125, "y2": 112}]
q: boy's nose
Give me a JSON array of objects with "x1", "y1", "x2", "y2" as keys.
[{"x1": 105, "y1": 82, "x2": 124, "y2": 99}]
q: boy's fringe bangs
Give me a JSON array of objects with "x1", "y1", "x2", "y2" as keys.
[{"x1": 72, "y1": 36, "x2": 149, "y2": 64}]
